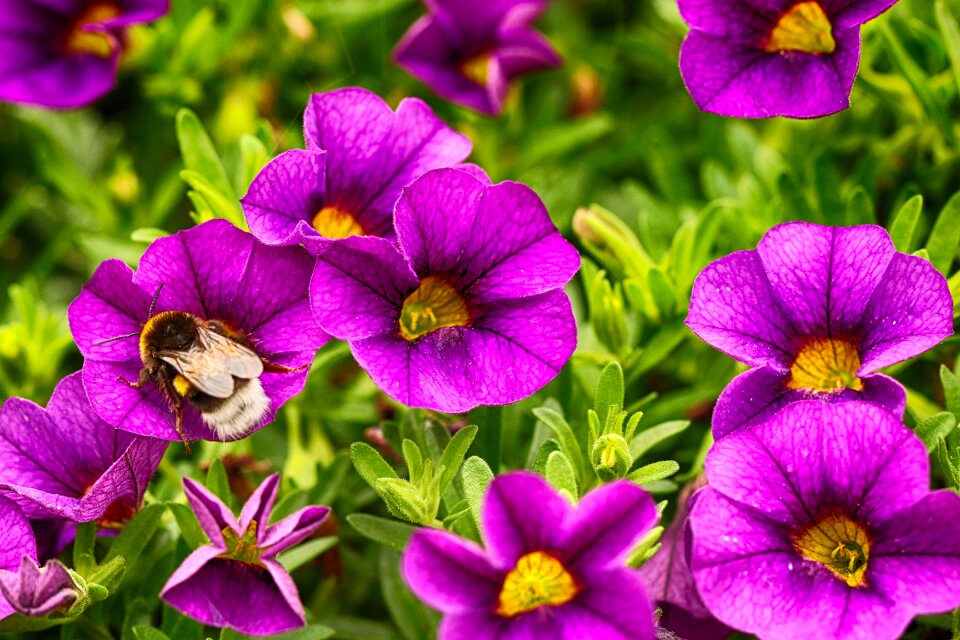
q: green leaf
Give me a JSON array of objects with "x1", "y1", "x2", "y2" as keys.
[
  {"x1": 845, "y1": 186, "x2": 874, "y2": 226},
  {"x1": 401, "y1": 439, "x2": 423, "y2": 482},
  {"x1": 630, "y1": 420, "x2": 690, "y2": 460},
  {"x1": 531, "y1": 408, "x2": 586, "y2": 485},
  {"x1": 545, "y1": 451, "x2": 578, "y2": 500},
  {"x1": 74, "y1": 521, "x2": 97, "y2": 576},
  {"x1": 175, "y1": 108, "x2": 235, "y2": 201},
  {"x1": 133, "y1": 626, "x2": 172, "y2": 640},
  {"x1": 942, "y1": 365, "x2": 960, "y2": 416},
  {"x1": 380, "y1": 547, "x2": 437, "y2": 640},
  {"x1": 594, "y1": 362, "x2": 624, "y2": 428},
  {"x1": 888, "y1": 195, "x2": 923, "y2": 253},
  {"x1": 106, "y1": 503, "x2": 166, "y2": 563},
  {"x1": 351, "y1": 442, "x2": 399, "y2": 490},
  {"x1": 220, "y1": 626, "x2": 335, "y2": 640},
  {"x1": 130, "y1": 227, "x2": 170, "y2": 244},
  {"x1": 628, "y1": 460, "x2": 680, "y2": 485},
  {"x1": 277, "y1": 536, "x2": 338, "y2": 573},
  {"x1": 915, "y1": 412, "x2": 957, "y2": 452},
  {"x1": 179, "y1": 170, "x2": 245, "y2": 228},
  {"x1": 461, "y1": 456, "x2": 494, "y2": 533},
  {"x1": 437, "y1": 425, "x2": 479, "y2": 496},
  {"x1": 936, "y1": 0, "x2": 960, "y2": 99},
  {"x1": 530, "y1": 439, "x2": 561, "y2": 476},
  {"x1": 927, "y1": 192, "x2": 960, "y2": 274},
  {"x1": 346, "y1": 514, "x2": 416, "y2": 552},
  {"x1": 168, "y1": 502, "x2": 209, "y2": 549},
  {"x1": 205, "y1": 458, "x2": 234, "y2": 509}
]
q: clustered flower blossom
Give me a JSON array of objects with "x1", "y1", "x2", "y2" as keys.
[
  {"x1": 0, "y1": 0, "x2": 169, "y2": 109},
  {"x1": 678, "y1": 0, "x2": 902, "y2": 118}
]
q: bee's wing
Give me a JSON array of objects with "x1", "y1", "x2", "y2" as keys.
[{"x1": 159, "y1": 330, "x2": 264, "y2": 399}]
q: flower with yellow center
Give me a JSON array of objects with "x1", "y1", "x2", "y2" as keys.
[
  {"x1": 497, "y1": 551, "x2": 579, "y2": 617},
  {"x1": 788, "y1": 338, "x2": 863, "y2": 392},
  {"x1": 312, "y1": 205, "x2": 365, "y2": 239},
  {"x1": 793, "y1": 512, "x2": 870, "y2": 587},
  {"x1": 460, "y1": 53, "x2": 492, "y2": 87},
  {"x1": 399, "y1": 276, "x2": 471, "y2": 341},
  {"x1": 763, "y1": 1, "x2": 836, "y2": 54},
  {"x1": 63, "y1": 2, "x2": 122, "y2": 59}
]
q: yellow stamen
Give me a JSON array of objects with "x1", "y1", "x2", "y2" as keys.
[
  {"x1": 63, "y1": 2, "x2": 122, "y2": 58},
  {"x1": 793, "y1": 512, "x2": 870, "y2": 587},
  {"x1": 788, "y1": 338, "x2": 863, "y2": 392},
  {"x1": 460, "y1": 53, "x2": 491, "y2": 86},
  {"x1": 763, "y1": 1, "x2": 836, "y2": 55},
  {"x1": 497, "y1": 551, "x2": 579, "y2": 617},
  {"x1": 398, "y1": 276, "x2": 470, "y2": 341},
  {"x1": 312, "y1": 205, "x2": 364, "y2": 239},
  {"x1": 220, "y1": 520, "x2": 262, "y2": 565}
]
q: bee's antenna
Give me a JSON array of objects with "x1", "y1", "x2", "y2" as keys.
[
  {"x1": 148, "y1": 283, "x2": 164, "y2": 319},
  {"x1": 93, "y1": 331, "x2": 140, "y2": 346}
]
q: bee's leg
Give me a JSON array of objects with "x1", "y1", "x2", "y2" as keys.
[
  {"x1": 174, "y1": 401, "x2": 191, "y2": 455},
  {"x1": 262, "y1": 359, "x2": 309, "y2": 374},
  {"x1": 118, "y1": 367, "x2": 150, "y2": 389}
]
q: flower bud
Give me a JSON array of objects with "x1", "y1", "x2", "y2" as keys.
[
  {"x1": 0, "y1": 557, "x2": 78, "y2": 617},
  {"x1": 376, "y1": 478, "x2": 432, "y2": 525},
  {"x1": 591, "y1": 433, "x2": 632, "y2": 481}
]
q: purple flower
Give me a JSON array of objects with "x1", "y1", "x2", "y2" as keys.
[
  {"x1": 639, "y1": 478, "x2": 733, "y2": 640},
  {"x1": 678, "y1": 0, "x2": 899, "y2": 118},
  {"x1": 310, "y1": 168, "x2": 579, "y2": 413},
  {"x1": 241, "y1": 87, "x2": 472, "y2": 247},
  {"x1": 402, "y1": 472, "x2": 658, "y2": 640},
  {"x1": 689, "y1": 401, "x2": 960, "y2": 639},
  {"x1": 161, "y1": 474, "x2": 330, "y2": 637},
  {"x1": 686, "y1": 222, "x2": 952, "y2": 439},
  {"x1": 0, "y1": 0, "x2": 168, "y2": 109},
  {"x1": 0, "y1": 372, "x2": 167, "y2": 527},
  {"x1": 0, "y1": 557, "x2": 77, "y2": 618},
  {"x1": 394, "y1": 0, "x2": 561, "y2": 116},
  {"x1": 68, "y1": 219, "x2": 328, "y2": 444},
  {"x1": 0, "y1": 496, "x2": 37, "y2": 621}
]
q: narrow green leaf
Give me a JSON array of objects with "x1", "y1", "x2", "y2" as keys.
[
  {"x1": 179, "y1": 170, "x2": 245, "y2": 228},
  {"x1": 927, "y1": 192, "x2": 960, "y2": 274},
  {"x1": 531, "y1": 408, "x2": 586, "y2": 483},
  {"x1": 846, "y1": 186, "x2": 874, "y2": 226},
  {"x1": 133, "y1": 626, "x2": 172, "y2": 640},
  {"x1": 594, "y1": 362, "x2": 624, "y2": 427},
  {"x1": 351, "y1": 442, "x2": 399, "y2": 490},
  {"x1": 530, "y1": 439, "x2": 561, "y2": 477},
  {"x1": 205, "y1": 458, "x2": 233, "y2": 509},
  {"x1": 401, "y1": 440, "x2": 423, "y2": 482},
  {"x1": 936, "y1": 0, "x2": 960, "y2": 99},
  {"x1": 175, "y1": 109, "x2": 235, "y2": 200},
  {"x1": 437, "y1": 425, "x2": 479, "y2": 496},
  {"x1": 942, "y1": 365, "x2": 960, "y2": 416},
  {"x1": 277, "y1": 536, "x2": 338, "y2": 573},
  {"x1": 888, "y1": 195, "x2": 923, "y2": 253},
  {"x1": 168, "y1": 502, "x2": 209, "y2": 549},
  {"x1": 915, "y1": 412, "x2": 957, "y2": 452},
  {"x1": 106, "y1": 503, "x2": 166, "y2": 562},
  {"x1": 462, "y1": 456, "x2": 494, "y2": 533},
  {"x1": 545, "y1": 451, "x2": 578, "y2": 500},
  {"x1": 346, "y1": 514, "x2": 416, "y2": 552},
  {"x1": 74, "y1": 522, "x2": 97, "y2": 576},
  {"x1": 630, "y1": 420, "x2": 690, "y2": 460},
  {"x1": 628, "y1": 460, "x2": 680, "y2": 485}
]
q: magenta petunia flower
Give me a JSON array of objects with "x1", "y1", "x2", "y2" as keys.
[
  {"x1": 402, "y1": 472, "x2": 658, "y2": 640},
  {"x1": 0, "y1": 496, "x2": 37, "y2": 621},
  {"x1": 161, "y1": 474, "x2": 329, "y2": 637},
  {"x1": 688, "y1": 401, "x2": 960, "y2": 640},
  {"x1": 686, "y1": 221, "x2": 952, "y2": 439},
  {"x1": 678, "y1": 0, "x2": 900, "y2": 118},
  {"x1": 394, "y1": 0, "x2": 561, "y2": 116},
  {"x1": 68, "y1": 219, "x2": 328, "y2": 445},
  {"x1": 241, "y1": 87, "x2": 472, "y2": 247},
  {"x1": 310, "y1": 168, "x2": 579, "y2": 413},
  {"x1": 639, "y1": 478, "x2": 733, "y2": 640},
  {"x1": 0, "y1": 372, "x2": 167, "y2": 527},
  {"x1": 0, "y1": 0, "x2": 168, "y2": 109},
  {"x1": 0, "y1": 557, "x2": 77, "y2": 618}
]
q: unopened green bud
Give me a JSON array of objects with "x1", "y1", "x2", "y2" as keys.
[
  {"x1": 375, "y1": 478, "x2": 431, "y2": 525},
  {"x1": 591, "y1": 433, "x2": 632, "y2": 481},
  {"x1": 572, "y1": 205, "x2": 654, "y2": 280},
  {"x1": 587, "y1": 271, "x2": 629, "y2": 355}
]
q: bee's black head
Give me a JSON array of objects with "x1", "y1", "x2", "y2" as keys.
[{"x1": 142, "y1": 311, "x2": 200, "y2": 352}]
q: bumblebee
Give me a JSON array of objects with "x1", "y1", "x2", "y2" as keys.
[{"x1": 119, "y1": 309, "x2": 294, "y2": 448}]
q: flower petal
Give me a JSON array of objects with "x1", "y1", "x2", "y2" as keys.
[
  {"x1": 402, "y1": 528, "x2": 502, "y2": 613},
  {"x1": 677, "y1": 0, "x2": 772, "y2": 40},
  {"x1": 260, "y1": 506, "x2": 330, "y2": 557},
  {"x1": 239, "y1": 473, "x2": 280, "y2": 538},
  {"x1": 242, "y1": 149, "x2": 327, "y2": 246},
  {"x1": 0, "y1": 496, "x2": 36, "y2": 572},
  {"x1": 561, "y1": 567, "x2": 656, "y2": 640},
  {"x1": 182, "y1": 477, "x2": 238, "y2": 546}
]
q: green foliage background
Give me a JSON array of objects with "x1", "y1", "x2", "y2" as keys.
[{"x1": 2, "y1": 0, "x2": 960, "y2": 638}]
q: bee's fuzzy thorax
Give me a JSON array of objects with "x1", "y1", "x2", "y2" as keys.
[{"x1": 139, "y1": 310, "x2": 200, "y2": 364}]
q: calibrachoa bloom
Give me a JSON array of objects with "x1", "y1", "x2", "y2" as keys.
[
  {"x1": 0, "y1": 558, "x2": 78, "y2": 618},
  {"x1": 68, "y1": 219, "x2": 328, "y2": 444},
  {"x1": 688, "y1": 401, "x2": 960, "y2": 640},
  {"x1": 161, "y1": 474, "x2": 330, "y2": 636},
  {"x1": 0, "y1": 0, "x2": 169, "y2": 109},
  {"x1": 241, "y1": 87, "x2": 471, "y2": 246},
  {"x1": 686, "y1": 222, "x2": 951, "y2": 439},
  {"x1": 0, "y1": 496, "x2": 37, "y2": 621},
  {"x1": 403, "y1": 472, "x2": 657, "y2": 639},
  {"x1": 310, "y1": 168, "x2": 579, "y2": 413},
  {"x1": 0, "y1": 372, "x2": 167, "y2": 527},
  {"x1": 678, "y1": 0, "x2": 899, "y2": 118},
  {"x1": 394, "y1": 0, "x2": 561, "y2": 116},
  {"x1": 639, "y1": 478, "x2": 732, "y2": 640}
]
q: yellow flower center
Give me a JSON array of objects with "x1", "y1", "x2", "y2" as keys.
[
  {"x1": 792, "y1": 513, "x2": 870, "y2": 587},
  {"x1": 460, "y1": 53, "x2": 491, "y2": 86},
  {"x1": 220, "y1": 520, "x2": 262, "y2": 565},
  {"x1": 398, "y1": 276, "x2": 471, "y2": 341},
  {"x1": 312, "y1": 205, "x2": 364, "y2": 239},
  {"x1": 763, "y1": 1, "x2": 836, "y2": 55},
  {"x1": 63, "y1": 2, "x2": 122, "y2": 59},
  {"x1": 497, "y1": 551, "x2": 579, "y2": 617},
  {"x1": 787, "y1": 338, "x2": 863, "y2": 392}
]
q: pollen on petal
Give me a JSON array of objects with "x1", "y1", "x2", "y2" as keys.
[
  {"x1": 63, "y1": 2, "x2": 122, "y2": 58},
  {"x1": 792, "y1": 512, "x2": 870, "y2": 587},
  {"x1": 398, "y1": 276, "x2": 471, "y2": 341},
  {"x1": 312, "y1": 205, "x2": 365, "y2": 239},
  {"x1": 763, "y1": 1, "x2": 836, "y2": 55},
  {"x1": 787, "y1": 338, "x2": 863, "y2": 392},
  {"x1": 497, "y1": 551, "x2": 579, "y2": 617}
]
